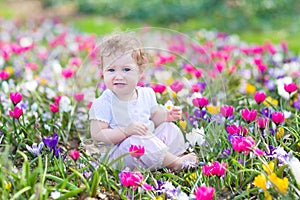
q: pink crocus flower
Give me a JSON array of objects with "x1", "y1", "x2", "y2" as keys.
[
  {"x1": 119, "y1": 170, "x2": 152, "y2": 190},
  {"x1": 191, "y1": 84, "x2": 201, "y2": 93},
  {"x1": 69, "y1": 150, "x2": 80, "y2": 161},
  {"x1": 154, "y1": 54, "x2": 175, "y2": 66},
  {"x1": 170, "y1": 80, "x2": 184, "y2": 93},
  {"x1": 280, "y1": 41, "x2": 288, "y2": 53},
  {"x1": 241, "y1": 108, "x2": 257, "y2": 122},
  {"x1": 69, "y1": 57, "x2": 82, "y2": 67},
  {"x1": 194, "y1": 186, "x2": 215, "y2": 200},
  {"x1": 253, "y1": 55, "x2": 262, "y2": 66},
  {"x1": 202, "y1": 161, "x2": 227, "y2": 177},
  {"x1": 62, "y1": 67, "x2": 74, "y2": 78},
  {"x1": 151, "y1": 83, "x2": 166, "y2": 93},
  {"x1": 25, "y1": 63, "x2": 38, "y2": 71},
  {"x1": 193, "y1": 68, "x2": 202, "y2": 78},
  {"x1": 257, "y1": 117, "x2": 269, "y2": 130},
  {"x1": 192, "y1": 97, "x2": 209, "y2": 108},
  {"x1": 220, "y1": 105, "x2": 234, "y2": 118},
  {"x1": 183, "y1": 63, "x2": 195, "y2": 73},
  {"x1": 215, "y1": 60, "x2": 225, "y2": 73},
  {"x1": 253, "y1": 91, "x2": 266, "y2": 104},
  {"x1": 129, "y1": 145, "x2": 145, "y2": 158},
  {"x1": 50, "y1": 103, "x2": 59, "y2": 113},
  {"x1": 73, "y1": 93, "x2": 84, "y2": 102},
  {"x1": 271, "y1": 111, "x2": 285, "y2": 125},
  {"x1": 0, "y1": 70, "x2": 9, "y2": 80},
  {"x1": 265, "y1": 41, "x2": 276, "y2": 55},
  {"x1": 49, "y1": 32, "x2": 67, "y2": 48},
  {"x1": 10, "y1": 92, "x2": 22, "y2": 105},
  {"x1": 231, "y1": 136, "x2": 255, "y2": 155},
  {"x1": 226, "y1": 124, "x2": 247, "y2": 136},
  {"x1": 9, "y1": 107, "x2": 23, "y2": 119},
  {"x1": 257, "y1": 63, "x2": 267, "y2": 73},
  {"x1": 254, "y1": 148, "x2": 265, "y2": 156},
  {"x1": 54, "y1": 95, "x2": 62, "y2": 105},
  {"x1": 284, "y1": 82, "x2": 297, "y2": 94},
  {"x1": 1, "y1": 49, "x2": 10, "y2": 61}
]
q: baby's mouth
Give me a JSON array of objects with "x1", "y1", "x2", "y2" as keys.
[{"x1": 113, "y1": 83, "x2": 126, "y2": 85}]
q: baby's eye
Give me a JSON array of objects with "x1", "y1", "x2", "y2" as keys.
[
  {"x1": 107, "y1": 68, "x2": 115, "y2": 72},
  {"x1": 123, "y1": 67, "x2": 131, "y2": 72}
]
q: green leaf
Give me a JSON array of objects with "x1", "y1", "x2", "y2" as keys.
[
  {"x1": 56, "y1": 187, "x2": 86, "y2": 200},
  {"x1": 11, "y1": 186, "x2": 31, "y2": 200}
]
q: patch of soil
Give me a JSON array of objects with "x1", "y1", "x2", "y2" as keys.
[{"x1": 4, "y1": 0, "x2": 77, "y2": 20}]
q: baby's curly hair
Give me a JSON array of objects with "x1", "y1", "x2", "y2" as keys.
[{"x1": 99, "y1": 32, "x2": 148, "y2": 72}]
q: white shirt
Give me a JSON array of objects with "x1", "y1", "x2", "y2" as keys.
[{"x1": 89, "y1": 87, "x2": 158, "y2": 133}]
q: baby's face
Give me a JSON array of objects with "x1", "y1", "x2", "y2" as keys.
[{"x1": 103, "y1": 53, "x2": 141, "y2": 100}]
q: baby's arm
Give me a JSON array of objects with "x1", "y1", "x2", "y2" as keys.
[
  {"x1": 151, "y1": 106, "x2": 182, "y2": 127},
  {"x1": 90, "y1": 120, "x2": 148, "y2": 145}
]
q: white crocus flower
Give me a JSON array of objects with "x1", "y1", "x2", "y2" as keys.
[
  {"x1": 59, "y1": 96, "x2": 72, "y2": 112},
  {"x1": 276, "y1": 76, "x2": 294, "y2": 100},
  {"x1": 164, "y1": 100, "x2": 174, "y2": 112},
  {"x1": 2, "y1": 81, "x2": 9, "y2": 93},
  {"x1": 154, "y1": 70, "x2": 172, "y2": 83},
  {"x1": 185, "y1": 127, "x2": 205, "y2": 147},
  {"x1": 177, "y1": 191, "x2": 189, "y2": 200},
  {"x1": 26, "y1": 142, "x2": 44, "y2": 156},
  {"x1": 288, "y1": 156, "x2": 300, "y2": 189},
  {"x1": 50, "y1": 191, "x2": 61, "y2": 199},
  {"x1": 24, "y1": 80, "x2": 38, "y2": 92},
  {"x1": 45, "y1": 88, "x2": 56, "y2": 99},
  {"x1": 177, "y1": 88, "x2": 189, "y2": 98}
]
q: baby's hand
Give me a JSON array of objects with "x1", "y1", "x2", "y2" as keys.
[
  {"x1": 125, "y1": 122, "x2": 148, "y2": 136},
  {"x1": 167, "y1": 106, "x2": 182, "y2": 122}
]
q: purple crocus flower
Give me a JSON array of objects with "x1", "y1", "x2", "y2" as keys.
[
  {"x1": 187, "y1": 115, "x2": 198, "y2": 127},
  {"x1": 265, "y1": 145, "x2": 276, "y2": 157},
  {"x1": 293, "y1": 99, "x2": 300, "y2": 111},
  {"x1": 54, "y1": 147, "x2": 62, "y2": 157},
  {"x1": 261, "y1": 107, "x2": 272, "y2": 118},
  {"x1": 219, "y1": 148, "x2": 231, "y2": 158},
  {"x1": 42, "y1": 133, "x2": 59, "y2": 153}
]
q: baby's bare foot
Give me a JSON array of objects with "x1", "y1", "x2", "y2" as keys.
[{"x1": 179, "y1": 153, "x2": 198, "y2": 169}]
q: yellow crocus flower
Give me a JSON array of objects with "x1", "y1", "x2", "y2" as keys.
[
  {"x1": 268, "y1": 173, "x2": 289, "y2": 194},
  {"x1": 263, "y1": 96, "x2": 278, "y2": 107},
  {"x1": 253, "y1": 174, "x2": 267, "y2": 190},
  {"x1": 166, "y1": 77, "x2": 174, "y2": 86},
  {"x1": 245, "y1": 83, "x2": 256, "y2": 94},
  {"x1": 186, "y1": 172, "x2": 196, "y2": 183},
  {"x1": 276, "y1": 127, "x2": 284, "y2": 139},
  {"x1": 4, "y1": 181, "x2": 12, "y2": 191},
  {"x1": 5, "y1": 66, "x2": 14, "y2": 75},
  {"x1": 262, "y1": 161, "x2": 275, "y2": 175},
  {"x1": 264, "y1": 191, "x2": 272, "y2": 200},
  {"x1": 206, "y1": 105, "x2": 220, "y2": 114},
  {"x1": 179, "y1": 120, "x2": 187, "y2": 131}
]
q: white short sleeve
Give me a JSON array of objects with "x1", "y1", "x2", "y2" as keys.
[{"x1": 89, "y1": 91, "x2": 112, "y2": 124}]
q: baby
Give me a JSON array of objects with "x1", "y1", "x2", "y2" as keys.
[{"x1": 89, "y1": 32, "x2": 197, "y2": 171}]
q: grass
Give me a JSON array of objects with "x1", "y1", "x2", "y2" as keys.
[{"x1": 70, "y1": 15, "x2": 300, "y2": 53}]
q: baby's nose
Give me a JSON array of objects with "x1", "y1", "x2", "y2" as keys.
[{"x1": 114, "y1": 71, "x2": 124, "y2": 79}]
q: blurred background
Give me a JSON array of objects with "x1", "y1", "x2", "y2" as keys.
[{"x1": 1, "y1": 0, "x2": 300, "y2": 52}]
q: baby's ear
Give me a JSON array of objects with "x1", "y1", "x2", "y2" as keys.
[
  {"x1": 99, "y1": 69, "x2": 104, "y2": 78},
  {"x1": 139, "y1": 64, "x2": 147, "y2": 74},
  {"x1": 138, "y1": 72, "x2": 146, "y2": 82}
]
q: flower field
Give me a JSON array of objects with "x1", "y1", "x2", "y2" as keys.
[{"x1": 0, "y1": 18, "x2": 300, "y2": 200}]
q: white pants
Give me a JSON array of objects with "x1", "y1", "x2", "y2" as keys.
[{"x1": 108, "y1": 122, "x2": 186, "y2": 170}]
